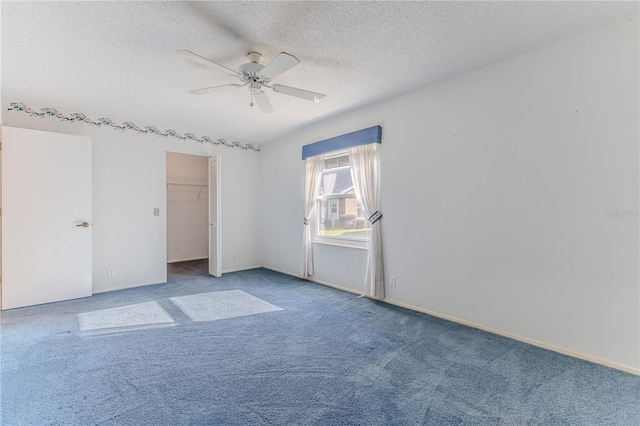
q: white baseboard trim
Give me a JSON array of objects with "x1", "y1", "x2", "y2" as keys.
[
  {"x1": 384, "y1": 298, "x2": 640, "y2": 377},
  {"x1": 92, "y1": 265, "x2": 261, "y2": 294},
  {"x1": 261, "y1": 265, "x2": 300, "y2": 278},
  {"x1": 262, "y1": 265, "x2": 367, "y2": 296},
  {"x1": 261, "y1": 265, "x2": 640, "y2": 376},
  {"x1": 93, "y1": 279, "x2": 166, "y2": 294},
  {"x1": 260, "y1": 266, "x2": 368, "y2": 297},
  {"x1": 222, "y1": 265, "x2": 263, "y2": 274},
  {"x1": 307, "y1": 277, "x2": 367, "y2": 297},
  {"x1": 167, "y1": 256, "x2": 208, "y2": 263}
]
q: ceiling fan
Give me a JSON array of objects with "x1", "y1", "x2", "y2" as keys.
[{"x1": 179, "y1": 50, "x2": 327, "y2": 113}]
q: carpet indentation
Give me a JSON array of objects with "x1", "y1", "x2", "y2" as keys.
[
  {"x1": 169, "y1": 290, "x2": 282, "y2": 322},
  {"x1": 78, "y1": 301, "x2": 175, "y2": 331}
]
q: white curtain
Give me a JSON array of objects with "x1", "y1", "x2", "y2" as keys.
[
  {"x1": 348, "y1": 143, "x2": 384, "y2": 298},
  {"x1": 302, "y1": 154, "x2": 325, "y2": 278}
]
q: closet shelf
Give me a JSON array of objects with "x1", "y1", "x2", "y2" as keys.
[
  {"x1": 166, "y1": 181, "x2": 208, "y2": 199},
  {"x1": 166, "y1": 181, "x2": 208, "y2": 187}
]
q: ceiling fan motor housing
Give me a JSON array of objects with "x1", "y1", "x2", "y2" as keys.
[{"x1": 238, "y1": 61, "x2": 270, "y2": 84}]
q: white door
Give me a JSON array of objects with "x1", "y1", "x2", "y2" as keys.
[
  {"x1": 208, "y1": 156, "x2": 221, "y2": 277},
  {"x1": 1, "y1": 126, "x2": 92, "y2": 309}
]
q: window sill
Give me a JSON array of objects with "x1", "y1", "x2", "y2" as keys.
[{"x1": 311, "y1": 239, "x2": 369, "y2": 250}]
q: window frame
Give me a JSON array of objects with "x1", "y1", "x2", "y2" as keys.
[{"x1": 311, "y1": 150, "x2": 371, "y2": 248}]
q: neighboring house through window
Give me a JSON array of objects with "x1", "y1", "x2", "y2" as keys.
[{"x1": 315, "y1": 151, "x2": 371, "y2": 241}]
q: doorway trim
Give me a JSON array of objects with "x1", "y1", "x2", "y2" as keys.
[
  {"x1": 165, "y1": 151, "x2": 221, "y2": 277},
  {"x1": 208, "y1": 155, "x2": 221, "y2": 277}
]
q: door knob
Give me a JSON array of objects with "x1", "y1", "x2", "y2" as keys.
[{"x1": 76, "y1": 222, "x2": 90, "y2": 228}]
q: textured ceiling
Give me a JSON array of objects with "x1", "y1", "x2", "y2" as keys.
[{"x1": 2, "y1": 1, "x2": 638, "y2": 145}]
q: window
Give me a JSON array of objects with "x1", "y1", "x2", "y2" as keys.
[
  {"x1": 301, "y1": 126, "x2": 382, "y2": 285},
  {"x1": 328, "y1": 198, "x2": 339, "y2": 220},
  {"x1": 315, "y1": 151, "x2": 371, "y2": 241}
]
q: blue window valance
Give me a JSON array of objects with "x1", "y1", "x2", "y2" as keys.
[{"x1": 301, "y1": 125, "x2": 382, "y2": 160}]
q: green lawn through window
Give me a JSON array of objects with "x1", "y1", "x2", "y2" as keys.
[{"x1": 320, "y1": 229, "x2": 370, "y2": 239}]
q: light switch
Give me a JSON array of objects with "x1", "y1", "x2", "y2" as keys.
[{"x1": 153, "y1": 207, "x2": 160, "y2": 216}]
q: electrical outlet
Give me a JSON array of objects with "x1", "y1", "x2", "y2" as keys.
[
  {"x1": 153, "y1": 207, "x2": 160, "y2": 216},
  {"x1": 390, "y1": 276, "x2": 396, "y2": 287},
  {"x1": 108, "y1": 268, "x2": 115, "y2": 277}
]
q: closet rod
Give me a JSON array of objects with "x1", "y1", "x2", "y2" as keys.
[
  {"x1": 166, "y1": 182, "x2": 208, "y2": 187},
  {"x1": 166, "y1": 182, "x2": 208, "y2": 199}
]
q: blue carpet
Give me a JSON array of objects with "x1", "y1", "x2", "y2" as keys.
[{"x1": 1, "y1": 261, "x2": 639, "y2": 425}]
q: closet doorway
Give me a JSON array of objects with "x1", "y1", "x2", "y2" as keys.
[{"x1": 166, "y1": 152, "x2": 221, "y2": 278}]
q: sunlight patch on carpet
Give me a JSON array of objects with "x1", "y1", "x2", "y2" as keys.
[
  {"x1": 78, "y1": 301, "x2": 175, "y2": 331},
  {"x1": 169, "y1": 290, "x2": 282, "y2": 322}
]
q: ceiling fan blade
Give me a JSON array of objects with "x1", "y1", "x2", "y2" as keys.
[
  {"x1": 271, "y1": 84, "x2": 327, "y2": 103},
  {"x1": 189, "y1": 84, "x2": 244, "y2": 95},
  {"x1": 254, "y1": 92, "x2": 274, "y2": 114},
  {"x1": 178, "y1": 50, "x2": 240, "y2": 76},
  {"x1": 260, "y1": 52, "x2": 300, "y2": 79}
]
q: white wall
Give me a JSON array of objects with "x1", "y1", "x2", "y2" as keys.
[
  {"x1": 0, "y1": 103, "x2": 262, "y2": 292},
  {"x1": 261, "y1": 16, "x2": 640, "y2": 372},
  {"x1": 1, "y1": 14, "x2": 637, "y2": 373},
  {"x1": 166, "y1": 152, "x2": 209, "y2": 263}
]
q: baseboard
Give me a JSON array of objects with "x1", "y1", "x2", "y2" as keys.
[
  {"x1": 384, "y1": 298, "x2": 640, "y2": 377},
  {"x1": 261, "y1": 265, "x2": 365, "y2": 296},
  {"x1": 306, "y1": 276, "x2": 367, "y2": 297},
  {"x1": 92, "y1": 265, "x2": 261, "y2": 293},
  {"x1": 167, "y1": 256, "x2": 208, "y2": 263},
  {"x1": 261, "y1": 265, "x2": 300, "y2": 278},
  {"x1": 261, "y1": 265, "x2": 640, "y2": 376},
  {"x1": 93, "y1": 279, "x2": 166, "y2": 294},
  {"x1": 222, "y1": 265, "x2": 263, "y2": 274}
]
